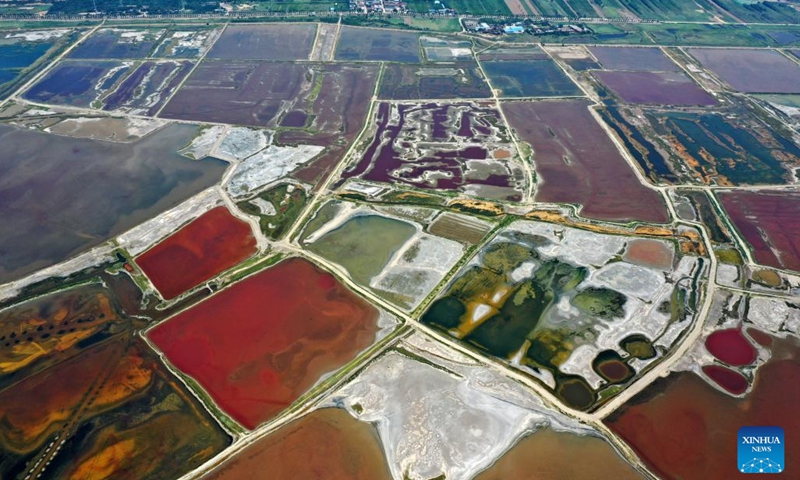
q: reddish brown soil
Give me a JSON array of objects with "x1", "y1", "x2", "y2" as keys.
[
  {"x1": 48, "y1": 339, "x2": 230, "y2": 480},
  {"x1": 606, "y1": 336, "x2": 800, "y2": 480},
  {"x1": 747, "y1": 328, "x2": 773, "y2": 347},
  {"x1": 293, "y1": 148, "x2": 343, "y2": 187},
  {"x1": 502, "y1": 100, "x2": 668, "y2": 223},
  {"x1": 623, "y1": 238, "x2": 674, "y2": 270},
  {"x1": 0, "y1": 332, "x2": 230, "y2": 479},
  {"x1": 148, "y1": 257, "x2": 380, "y2": 429},
  {"x1": 136, "y1": 207, "x2": 257, "y2": 300},
  {"x1": 719, "y1": 191, "x2": 800, "y2": 272},
  {"x1": 475, "y1": 428, "x2": 642, "y2": 480},
  {"x1": 0, "y1": 337, "x2": 123, "y2": 454},
  {"x1": 705, "y1": 328, "x2": 757, "y2": 366},
  {"x1": 206, "y1": 408, "x2": 392, "y2": 480}
]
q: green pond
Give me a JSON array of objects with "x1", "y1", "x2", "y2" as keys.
[{"x1": 306, "y1": 214, "x2": 416, "y2": 285}]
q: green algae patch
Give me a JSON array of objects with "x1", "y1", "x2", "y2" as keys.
[
  {"x1": 620, "y1": 334, "x2": 657, "y2": 360},
  {"x1": 573, "y1": 287, "x2": 627, "y2": 319}
]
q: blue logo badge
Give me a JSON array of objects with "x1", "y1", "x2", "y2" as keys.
[{"x1": 738, "y1": 426, "x2": 784, "y2": 474}]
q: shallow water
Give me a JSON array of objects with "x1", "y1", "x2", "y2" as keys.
[
  {"x1": 206, "y1": 408, "x2": 391, "y2": 480},
  {"x1": 0, "y1": 124, "x2": 226, "y2": 284},
  {"x1": 475, "y1": 428, "x2": 642, "y2": 480}
]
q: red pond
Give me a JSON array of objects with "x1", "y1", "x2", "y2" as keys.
[
  {"x1": 136, "y1": 207, "x2": 257, "y2": 300},
  {"x1": 606, "y1": 335, "x2": 800, "y2": 479},
  {"x1": 148, "y1": 257, "x2": 380, "y2": 430},
  {"x1": 701, "y1": 365, "x2": 749, "y2": 395},
  {"x1": 705, "y1": 328, "x2": 757, "y2": 366}
]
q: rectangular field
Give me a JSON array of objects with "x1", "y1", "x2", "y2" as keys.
[
  {"x1": 406, "y1": 0, "x2": 510, "y2": 15},
  {"x1": 0, "y1": 29, "x2": 76, "y2": 99},
  {"x1": 102, "y1": 60, "x2": 193, "y2": 115},
  {"x1": 148, "y1": 257, "x2": 383, "y2": 430},
  {"x1": 0, "y1": 38, "x2": 52, "y2": 82},
  {"x1": 546, "y1": 46, "x2": 602, "y2": 71},
  {"x1": 710, "y1": 0, "x2": 800, "y2": 24},
  {"x1": 378, "y1": 62, "x2": 491, "y2": 100},
  {"x1": 589, "y1": 46, "x2": 679, "y2": 71},
  {"x1": 160, "y1": 60, "x2": 308, "y2": 126},
  {"x1": 528, "y1": 0, "x2": 570, "y2": 16},
  {"x1": 478, "y1": 46, "x2": 550, "y2": 62},
  {"x1": 608, "y1": 0, "x2": 715, "y2": 21},
  {"x1": 23, "y1": 60, "x2": 133, "y2": 107},
  {"x1": 68, "y1": 27, "x2": 164, "y2": 59},
  {"x1": 638, "y1": 23, "x2": 800, "y2": 47},
  {"x1": 624, "y1": 110, "x2": 800, "y2": 185},
  {"x1": 503, "y1": 100, "x2": 668, "y2": 223},
  {"x1": 136, "y1": 206, "x2": 257, "y2": 300},
  {"x1": 421, "y1": 36, "x2": 473, "y2": 62},
  {"x1": 428, "y1": 211, "x2": 492, "y2": 245},
  {"x1": 207, "y1": 24, "x2": 316, "y2": 61},
  {"x1": 688, "y1": 48, "x2": 800, "y2": 93},
  {"x1": 718, "y1": 191, "x2": 800, "y2": 272},
  {"x1": 152, "y1": 27, "x2": 223, "y2": 58},
  {"x1": 335, "y1": 26, "x2": 421, "y2": 63},
  {"x1": 481, "y1": 59, "x2": 582, "y2": 98},
  {"x1": 594, "y1": 71, "x2": 716, "y2": 105}
]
